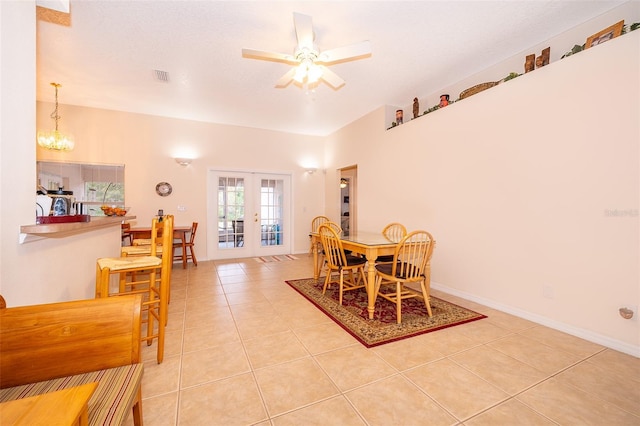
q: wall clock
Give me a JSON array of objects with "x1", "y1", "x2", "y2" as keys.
[{"x1": 155, "y1": 182, "x2": 172, "y2": 197}]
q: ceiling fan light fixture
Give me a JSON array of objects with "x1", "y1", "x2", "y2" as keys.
[
  {"x1": 293, "y1": 62, "x2": 307, "y2": 83},
  {"x1": 37, "y1": 82, "x2": 75, "y2": 152},
  {"x1": 307, "y1": 63, "x2": 323, "y2": 83}
]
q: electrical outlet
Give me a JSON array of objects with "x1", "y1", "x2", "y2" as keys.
[
  {"x1": 542, "y1": 285, "x2": 554, "y2": 299},
  {"x1": 177, "y1": 205, "x2": 187, "y2": 212}
]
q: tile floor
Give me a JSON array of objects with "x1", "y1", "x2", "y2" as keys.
[{"x1": 125, "y1": 255, "x2": 640, "y2": 425}]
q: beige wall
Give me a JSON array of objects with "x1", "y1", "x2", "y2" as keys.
[
  {"x1": 35, "y1": 107, "x2": 327, "y2": 258},
  {"x1": 326, "y1": 31, "x2": 640, "y2": 355}
]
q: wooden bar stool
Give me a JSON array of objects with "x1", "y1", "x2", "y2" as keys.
[
  {"x1": 95, "y1": 215, "x2": 173, "y2": 363},
  {"x1": 121, "y1": 216, "x2": 174, "y2": 305}
]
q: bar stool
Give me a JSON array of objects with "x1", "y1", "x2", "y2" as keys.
[
  {"x1": 95, "y1": 215, "x2": 173, "y2": 364},
  {"x1": 121, "y1": 216, "x2": 174, "y2": 304}
]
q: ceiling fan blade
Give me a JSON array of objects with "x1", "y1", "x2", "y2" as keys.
[
  {"x1": 242, "y1": 48, "x2": 297, "y2": 64},
  {"x1": 319, "y1": 41, "x2": 372, "y2": 64},
  {"x1": 275, "y1": 68, "x2": 296, "y2": 88},
  {"x1": 293, "y1": 12, "x2": 314, "y2": 49},
  {"x1": 319, "y1": 66, "x2": 345, "y2": 90}
]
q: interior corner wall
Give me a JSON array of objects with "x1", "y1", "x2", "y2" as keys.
[{"x1": 325, "y1": 31, "x2": 639, "y2": 356}]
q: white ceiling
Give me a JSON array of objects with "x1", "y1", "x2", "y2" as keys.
[{"x1": 36, "y1": 1, "x2": 625, "y2": 136}]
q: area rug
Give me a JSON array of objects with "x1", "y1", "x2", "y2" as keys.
[
  {"x1": 285, "y1": 277, "x2": 486, "y2": 347},
  {"x1": 255, "y1": 255, "x2": 299, "y2": 263}
]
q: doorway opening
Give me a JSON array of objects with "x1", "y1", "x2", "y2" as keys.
[{"x1": 339, "y1": 166, "x2": 357, "y2": 235}]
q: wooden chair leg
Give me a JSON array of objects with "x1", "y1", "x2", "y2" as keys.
[{"x1": 132, "y1": 386, "x2": 143, "y2": 426}]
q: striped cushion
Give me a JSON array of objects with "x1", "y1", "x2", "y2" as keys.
[{"x1": 0, "y1": 364, "x2": 143, "y2": 426}]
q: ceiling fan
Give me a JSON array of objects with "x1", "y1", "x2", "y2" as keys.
[{"x1": 242, "y1": 12, "x2": 371, "y2": 90}]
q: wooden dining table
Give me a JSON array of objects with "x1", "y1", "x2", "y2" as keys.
[
  {"x1": 310, "y1": 231, "x2": 399, "y2": 320},
  {"x1": 129, "y1": 225, "x2": 192, "y2": 269}
]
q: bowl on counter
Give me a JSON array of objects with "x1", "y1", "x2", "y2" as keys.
[{"x1": 101, "y1": 205, "x2": 130, "y2": 217}]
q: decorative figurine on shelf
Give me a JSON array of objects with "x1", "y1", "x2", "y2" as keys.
[
  {"x1": 535, "y1": 47, "x2": 550, "y2": 69},
  {"x1": 396, "y1": 109, "x2": 403, "y2": 125},
  {"x1": 524, "y1": 54, "x2": 535, "y2": 73},
  {"x1": 439, "y1": 94, "x2": 450, "y2": 108},
  {"x1": 413, "y1": 98, "x2": 419, "y2": 119}
]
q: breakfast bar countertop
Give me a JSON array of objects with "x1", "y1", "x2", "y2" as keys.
[{"x1": 19, "y1": 216, "x2": 136, "y2": 244}]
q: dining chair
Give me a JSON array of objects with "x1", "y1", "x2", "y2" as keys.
[
  {"x1": 318, "y1": 223, "x2": 367, "y2": 305},
  {"x1": 121, "y1": 222, "x2": 133, "y2": 246},
  {"x1": 375, "y1": 222, "x2": 408, "y2": 263},
  {"x1": 374, "y1": 230, "x2": 436, "y2": 323},
  {"x1": 173, "y1": 222, "x2": 198, "y2": 268},
  {"x1": 95, "y1": 215, "x2": 174, "y2": 363}
]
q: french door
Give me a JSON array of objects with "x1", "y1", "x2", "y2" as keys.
[{"x1": 207, "y1": 170, "x2": 291, "y2": 260}]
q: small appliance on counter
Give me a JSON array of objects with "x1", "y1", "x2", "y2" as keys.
[
  {"x1": 47, "y1": 187, "x2": 74, "y2": 216},
  {"x1": 35, "y1": 186, "x2": 90, "y2": 224}
]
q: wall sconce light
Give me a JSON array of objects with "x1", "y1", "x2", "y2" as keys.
[
  {"x1": 306, "y1": 168, "x2": 317, "y2": 174},
  {"x1": 340, "y1": 178, "x2": 348, "y2": 188},
  {"x1": 175, "y1": 158, "x2": 192, "y2": 166}
]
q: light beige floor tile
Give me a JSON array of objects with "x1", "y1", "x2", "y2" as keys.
[
  {"x1": 292, "y1": 322, "x2": 359, "y2": 354},
  {"x1": 315, "y1": 345, "x2": 397, "y2": 391},
  {"x1": 133, "y1": 392, "x2": 178, "y2": 426},
  {"x1": 234, "y1": 313, "x2": 293, "y2": 340},
  {"x1": 179, "y1": 373, "x2": 268, "y2": 425},
  {"x1": 372, "y1": 333, "x2": 446, "y2": 371},
  {"x1": 555, "y1": 359, "x2": 640, "y2": 416},
  {"x1": 140, "y1": 328, "x2": 183, "y2": 363},
  {"x1": 141, "y1": 355, "x2": 181, "y2": 398},
  {"x1": 182, "y1": 321, "x2": 241, "y2": 353},
  {"x1": 415, "y1": 326, "x2": 481, "y2": 356},
  {"x1": 272, "y1": 396, "x2": 366, "y2": 426},
  {"x1": 519, "y1": 326, "x2": 604, "y2": 358},
  {"x1": 346, "y1": 374, "x2": 457, "y2": 425},
  {"x1": 244, "y1": 330, "x2": 310, "y2": 369},
  {"x1": 254, "y1": 357, "x2": 339, "y2": 417},
  {"x1": 487, "y1": 334, "x2": 583, "y2": 375},
  {"x1": 454, "y1": 319, "x2": 514, "y2": 344},
  {"x1": 481, "y1": 308, "x2": 538, "y2": 332},
  {"x1": 183, "y1": 306, "x2": 234, "y2": 329},
  {"x1": 517, "y1": 377, "x2": 640, "y2": 425},
  {"x1": 586, "y1": 348, "x2": 640, "y2": 379},
  {"x1": 464, "y1": 399, "x2": 556, "y2": 426},
  {"x1": 181, "y1": 341, "x2": 251, "y2": 388},
  {"x1": 450, "y1": 345, "x2": 548, "y2": 394},
  {"x1": 404, "y1": 358, "x2": 509, "y2": 420}
]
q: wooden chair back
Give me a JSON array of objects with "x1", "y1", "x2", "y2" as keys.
[
  {"x1": 0, "y1": 295, "x2": 142, "y2": 389},
  {"x1": 318, "y1": 223, "x2": 348, "y2": 269},
  {"x1": 311, "y1": 215, "x2": 330, "y2": 233},
  {"x1": 390, "y1": 230, "x2": 436, "y2": 282},
  {"x1": 382, "y1": 222, "x2": 407, "y2": 243},
  {"x1": 188, "y1": 222, "x2": 198, "y2": 244}
]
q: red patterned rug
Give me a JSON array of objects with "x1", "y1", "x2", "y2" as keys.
[{"x1": 286, "y1": 277, "x2": 486, "y2": 347}]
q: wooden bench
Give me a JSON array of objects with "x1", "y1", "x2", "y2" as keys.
[{"x1": 0, "y1": 295, "x2": 144, "y2": 425}]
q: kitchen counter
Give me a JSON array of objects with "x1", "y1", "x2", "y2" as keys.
[{"x1": 19, "y1": 216, "x2": 136, "y2": 244}]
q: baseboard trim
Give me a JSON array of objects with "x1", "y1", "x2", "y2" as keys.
[{"x1": 431, "y1": 282, "x2": 639, "y2": 358}]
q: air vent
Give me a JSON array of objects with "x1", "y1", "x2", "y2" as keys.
[{"x1": 154, "y1": 69, "x2": 170, "y2": 82}]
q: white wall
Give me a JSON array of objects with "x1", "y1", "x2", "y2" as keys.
[{"x1": 326, "y1": 31, "x2": 640, "y2": 356}]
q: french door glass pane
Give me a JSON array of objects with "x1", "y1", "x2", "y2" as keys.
[
  {"x1": 260, "y1": 178, "x2": 283, "y2": 246},
  {"x1": 218, "y1": 177, "x2": 245, "y2": 248}
]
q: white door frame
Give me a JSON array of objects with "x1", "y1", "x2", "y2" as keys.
[{"x1": 207, "y1": 169, "x2": 291, "y2": 260}]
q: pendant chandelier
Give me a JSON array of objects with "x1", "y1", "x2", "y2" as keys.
[{"x1": 37, "y1": 82, "x2": 75, "y2": 151}]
